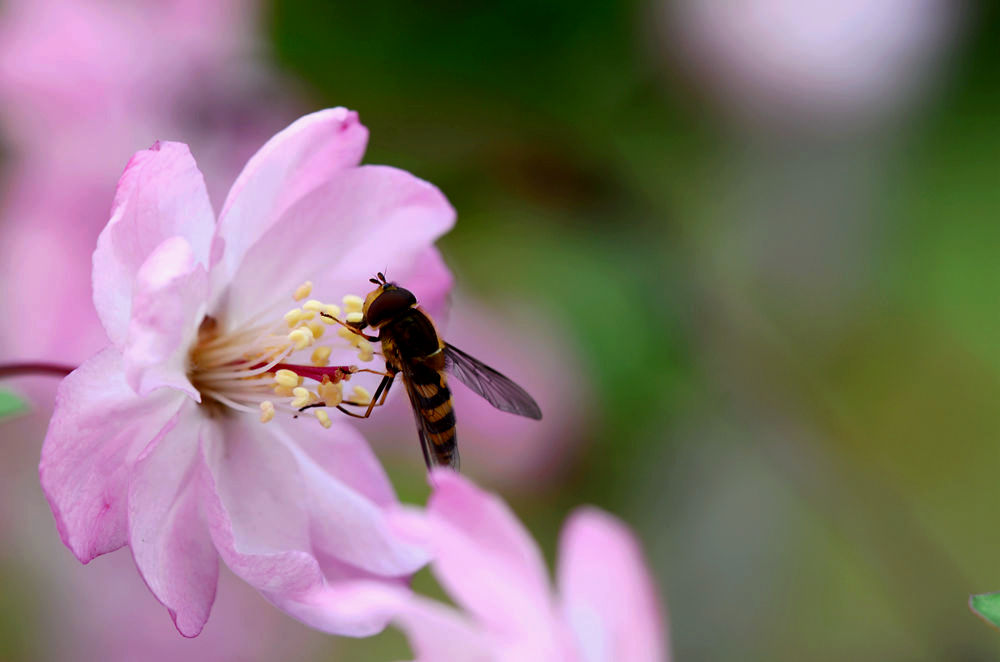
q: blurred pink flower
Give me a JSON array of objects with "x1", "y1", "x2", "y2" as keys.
[
  {"x1": 665, "y1": 0, "x2": 960, "y2": 128},
  {"x1": 352, "y1": 471, "x2": 669, "y2": 661},
  {"x1": 0, "y1": 0, "x2": 300, "y2": 368},
  {"x1": 0, "y1": 0, "x2": 251, "y2": 163},
  {"x1": 40, "y1": 109, "x2": 455, "y2": 637},
  {"x1": 363, "y1": 294, "x2": 591, "y2": 489}
]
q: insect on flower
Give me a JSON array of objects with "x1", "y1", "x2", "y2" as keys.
[{"x1": 309, "y1": 272, "x2": 542, "y2": 469}]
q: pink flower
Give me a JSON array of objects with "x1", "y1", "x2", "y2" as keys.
[
  {"x1": 0, "y1": 0, "x2": 301, "y2": 369},
  {"x1": 40, "y1": 108, "x2": 455, "y2": 637},
  {"x1": 358, "y1": 470, "x2": 669, "y2": 661}
]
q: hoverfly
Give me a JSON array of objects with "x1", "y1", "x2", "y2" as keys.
[{"x1": 319, "y1": 272, "x2": 542, "y2": 469}]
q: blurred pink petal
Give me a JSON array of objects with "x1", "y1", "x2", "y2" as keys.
[
  {"x1": 382, "y1": 590, "x2": 496, "y2": 662},
  {"x1": 128, "y1": 400, "x2": 218, "y2": 637},
  {"x1": 0, "y1": 0, "x2": 301, "y2": 372},
  {"x1": 386, "y1": 471, "x2": 670, "y2": 661},
  {"x1": 415, "y1": 470, "x2": 556, "y2": 637},
  {"x1": 40, "y1": 109, "x2": 454, "y2": 636},
  {"x1": 93, "y1": 141, "x2": 214, "y2": 346},
  {"x1": 40, "y1": 348, "x2": 187, "y2": 563},
  {"x1": 557, "y1": 508, "x2": 668, "y2": 662}
]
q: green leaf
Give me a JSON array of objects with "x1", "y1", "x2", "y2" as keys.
[
  {"x1": 0, "y1": 390, "x2": 26, "y2": 419},
  {"x1": 970, "y1": 592, "x2": 1000, "y2": 630}
]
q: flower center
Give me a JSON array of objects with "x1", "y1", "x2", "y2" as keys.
[{"x1": 188, "y1": 281, "x2": 376, "y2": 428}]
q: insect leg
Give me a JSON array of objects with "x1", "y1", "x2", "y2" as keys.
[
  {"x1": 352, "y1": 368, "x2": 393, "y2": 377},
  {"x1": 335, "y1": 373, "x2": 395, "y2": 419},
  {"x1": 320, "y1": 312, "x2": 379, "y2": 342}
]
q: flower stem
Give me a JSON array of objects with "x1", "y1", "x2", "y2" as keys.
[{"x1": 0, "y1": 362, "x2": 75, "y2": 379}]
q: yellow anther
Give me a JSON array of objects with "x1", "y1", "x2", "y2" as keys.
[
  {"x1": 346, "y1": 311, "x2": 364, "y2": 324},
  {"x1": 274, "y1": 384, "x2": 295, "y2": 398},
  {"x1": 259, "y1": 401, "x2": 275, "y2": 423},
  {"x1": 318, "y1": 380, "x2": 343, "y2": 406},
  {"x1": 293, "y1": 281, "x2": 313, "y2": 301},
  {"x1": 311, "y1": 346, "x2": 332, "y2": 366},
  {"x1": 289, "y1": 328, "x2": 313, "y2": 350},
  {"x1": 351, "y1": 385, "x2": 372, "y2": 405},
  {"x1": 308, "y1": 321, "x2": 325, "y2": 339},
  {"x1": 291, "y1": 386, "x2": 314, "y2": 409},
  {"x1": 303, "y1": 299, "x2": 325, "y2": 313},
  {"x1": 274, "y1": 369, "x2": 299, "y2": 388},
  {"x1": 343, "y1": 294, "x2": 364, "y2": 313},
  {"x1": 337, "y1": 326, "x2": 358, "y2": 343},
  {"x1": 300, "y1": 310, "x2": 316, "y2": 321},
  {"x1": 284, "y1": 308, "x2": 305, "y2": 328},
  {"x1": 323, "y1": 304, "x2": 341, "y2": 319},
  {"x1": 315, "y1": 409, "x2": 332, "y2": 429},
  {"x1": 357, "y1": 339, "x2": 374, "y2": 362}
]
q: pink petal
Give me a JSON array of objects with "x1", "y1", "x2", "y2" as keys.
[
  {"x1": 388, "y1": 594, "x2": 495, "y2": 662},
  {"x1": 263, "y1": 580, "x2": 410, "y2": 639},
  {"x1": 211, "y1": 108, "x2": 368, "y2": 300},
  {"x1": 128, "y1": 400, "x2": 218, "y2": 637},
  {"x1": 393, "y1": 470, "x2": 558, "y2": 641},
  {"x1": 199, "y1": 417, "x2": 425, "y2": 635},
  {"x1": 267, "y1": 421, "x2": 428, "y2": 575},
  {"x1": 124, "y1": 236, "x2": 208, "y2": 399},
  {"x1": 40, "y1": 347, "x2": 188, "y2": 563},
  {"x1": 279, "y1": 416, "x2": 399, "y2": 508},
  {"x1": 221, "y1": 164, "x2": 455, "y2": 327},
  {"x1": 556, "y1": 508, "x2": 669, "y2": 662},
  {"x1": 93, "y1": 141, "x2": 215, "y2": 346}
]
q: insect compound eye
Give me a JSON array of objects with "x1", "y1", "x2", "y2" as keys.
[{"x1": 365, "y1": 287, "x2": 416, "y2": 326}]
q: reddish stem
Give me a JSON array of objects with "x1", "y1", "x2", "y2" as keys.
[{"x1": 0, "y1": 362, "x2": 76, "y2": 379}]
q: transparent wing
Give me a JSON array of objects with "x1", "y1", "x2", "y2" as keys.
[{"x1": 443, "y1": 343, "x2": 543, "y2": 420}]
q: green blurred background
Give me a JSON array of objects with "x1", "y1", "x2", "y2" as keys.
[
  {"x1": 263, "y1": 1, "x2": 1000, "y2": 659},
  {"x1": 3, "y1": 0, "x2": 1000, "y2": 660}
]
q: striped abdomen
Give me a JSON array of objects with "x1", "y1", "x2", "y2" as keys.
[{"x1": 406, "y1": 361, "x2": 458, "y2": 469}]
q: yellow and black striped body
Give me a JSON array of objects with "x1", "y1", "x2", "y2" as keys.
[{"x1": 377, "y1": 307, "x2": 459, "y2": 468}]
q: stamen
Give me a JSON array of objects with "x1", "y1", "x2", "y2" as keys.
[
  {"x1": 351, "y1": 385, "x2": 372, "y2": 405},
  {"x1": 303, "y1": 299, "x2": 325, "y2": 313},
  {"x1": 357, "y1": 339, "x2": 374, "y2": 362},
  {"x1": 289, "y1": 328, "x2": 313, "y2": 351},
  {"x1": 315, "y1": 409, "x2": 332, "y2": 429},
  {"x1": 291, "y1": 387, "x2": 315, "y2": 409},
  {"x1": 274, "y1": 369, "x2": 299, "y2": 388},
  {"x1": 259, "y1": 401, "x2": 275, "y2": 423},
  {"x1": 321, "y1": 304, "x2": 341, "y2": 321},
  {"x1": 318, "y1": 380, "x2": 343, "y2": 406},
  {"x1": 311, "y1": 346, "x2": 332, "y2": 366},
  {"x1": 293, "y1": 281, "x2": 313, "y2": 301},
  {"x1": 342, "y1": 294, "x2": 364, "y2": 313},
  {"x1": 307, "y1": 321, "x2": 325, "y2": 339},
  {"x1": 187, "y1": 283, "x2": 381, "y2": 426}
]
